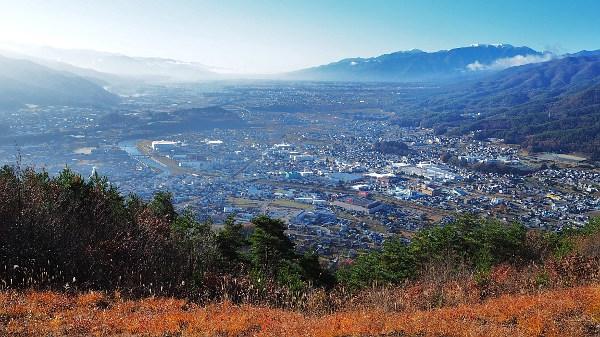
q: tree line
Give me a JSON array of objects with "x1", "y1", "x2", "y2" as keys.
[{"x1": 1, "y1": 166, "x2": 598, "y2": 302}]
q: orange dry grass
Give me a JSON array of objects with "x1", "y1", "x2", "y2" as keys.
[{"x1": 1, "y1": 286, "x2": 599, "y2": 337}]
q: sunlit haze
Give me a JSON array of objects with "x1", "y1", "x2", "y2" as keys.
[{"x1": 1, "y1": 0, "x2": 599, "y2": 73}]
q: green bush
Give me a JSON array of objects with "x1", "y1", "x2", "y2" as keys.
[
  {"x1": 248, "y1": 215, "x2": 332, "y2": 291},
  {"x1": 338, "y1": 215, "x2": 529, "y2": 288}
]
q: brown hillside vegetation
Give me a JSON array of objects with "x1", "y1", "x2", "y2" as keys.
[
  {"x1": 2, "y1": 167, "x2": 600, "y2": 336},
  {"x1": 1, "y1": 285, "x2": 599, "y2": 337}
]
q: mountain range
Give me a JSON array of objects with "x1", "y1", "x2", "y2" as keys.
[
  {"x1": 0, "y1": 43, "x2": 557, "y2": 87},
  {"x1": 0, "y1": 55, "x2": 119, "y2": 109},
  {"x1": 287, "y1": 44, "x2": 551, "y2": 82},
  {"x1": 0, "y1": 44, "x2": 221, "y2": 83},
  {"x1": 392, "y1": 54, "x2": 600, "y2": 158},
  {"x1": 1, "y1": 43, "x2": 600, "y2": 160}
]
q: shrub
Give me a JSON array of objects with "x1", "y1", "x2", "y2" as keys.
[{"x1": 338, "y1": 215, "x2": 529, "y2": 288}]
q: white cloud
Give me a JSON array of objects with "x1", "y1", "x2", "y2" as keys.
[
  {"x1": 466, "y1": 60, "x2": 485, "y2": 71},
  {"x1": 467, "y1": 53, "x2": 554, "y2": 71}
]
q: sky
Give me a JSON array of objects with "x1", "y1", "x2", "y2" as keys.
[{"x1": 0, "y1": 0, "x2": 599, "y2": 73}]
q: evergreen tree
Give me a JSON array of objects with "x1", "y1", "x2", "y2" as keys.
[
  {"x1": 249, "y1": 215, "x2": 294, "y2": 278},
  {"x1": 216, "y1": 215, "x2": 249, "y2": 269}
]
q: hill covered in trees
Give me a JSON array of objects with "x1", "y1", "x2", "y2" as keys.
[
  {"x1": 372, "y1": 140, "x2": 412, "y2": 156},
  {"x1": 395, "y1": 55, "x2": 600, "y2": 159}
]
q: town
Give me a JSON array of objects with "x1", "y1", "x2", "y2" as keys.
[{"x1": 1, "y1": 81, "x2": 598, "y2": 260}]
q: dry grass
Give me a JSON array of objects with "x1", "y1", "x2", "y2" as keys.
[{"x1": 1, "y1": 285, "x2": 599, "y2": 337}]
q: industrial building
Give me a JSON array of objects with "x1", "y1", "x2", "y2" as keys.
[
  {"x1": 332, "y1": 196, "x2": 384, "y2": 214},
  {"x1": 151, "y1": 140, "x2": 179, "y2": 152}
]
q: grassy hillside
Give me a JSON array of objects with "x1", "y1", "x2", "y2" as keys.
[
  {"x1": 1, "y1": 166, "x2": 599, "y2": 335},
  {"x1": 2, "y1": 285, "x2": 599, "y2": 336}
]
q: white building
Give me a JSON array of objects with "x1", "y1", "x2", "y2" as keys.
[
  {"x1": 423, "y1": 166, "x2": 459, "y2": 181},
  {"x1": 151, "y1": 140, "x2": 179, "y2": 152},
  {"x1": 291, "y1": 154, "x2": 314, "y2": 162},
  {"x1": 273, "y1": 143, "x2": 292, "y2": 150}
]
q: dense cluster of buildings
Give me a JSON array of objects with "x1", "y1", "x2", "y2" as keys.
[{"x1": 1, "y1": 83, "x2": 598, "y2": 260}]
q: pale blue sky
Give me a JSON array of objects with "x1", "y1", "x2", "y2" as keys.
[{"x1": 1, "y1": 0, "x2": 598, "y2": 73}]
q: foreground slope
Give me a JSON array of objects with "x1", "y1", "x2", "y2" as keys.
[
  {"x1": 2, "y1": 286, "x2": 599, "y2": 336},
  {"x1": 0, "y1": 167, "x2": 599, "y2": 336}
]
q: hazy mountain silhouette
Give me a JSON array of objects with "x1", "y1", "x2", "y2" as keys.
[
  {"x1": 287, "y1": 44, "x2": 547, "y2": 82},
  {"x1": 0, "y1": 55, "x2": 119, "y2": 109}
]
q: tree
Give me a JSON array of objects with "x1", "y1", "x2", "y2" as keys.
[
  {"x1": 149, "y1": 191, "x2": 176, "y2": 222},
  {"x1": 410, "y1": 215, "x2": 527, "y2": 272},
  {"x1": 338, "y1": 215, "x2": 529, "y2": 289},
  {"x1": 248, "y1": 215, "x2": 331, "y2": 290},
  {"x1": 249, "y1": 216, "x2": 294, "y2": 278},
  {"x1": 337, "y1": 239, "x2": 415, "y2": 289},
  {"x1": 216, "y1": 215, "x2": 249, "y2": 270}
]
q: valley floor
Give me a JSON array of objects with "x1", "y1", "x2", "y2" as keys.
[{"x1": 2, "y1": 285, "x2": 599, "y2": 337}]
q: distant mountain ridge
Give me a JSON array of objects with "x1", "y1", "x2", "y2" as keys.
[
  {"x1": 0, "y1": 43, "x2": 567, "y2": 85},
  {"x1": 398, "y1": 54, "x2": 600, "y2": 159},
  {"x1": 0, "y1": 55, "x2": 119, "y2": 109},
  {"x1": 567, "y1": 49, "x2": 600, "y2": 58},
  {"x1": 430, "y1": 55, "x2": 600, "y2": 107},
  {"x1": 287, "y1": 44, "x2": 549, "y2": 82},
  {"x1": 0, "y1": 44, "x2": 222, "y2": 83}
]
